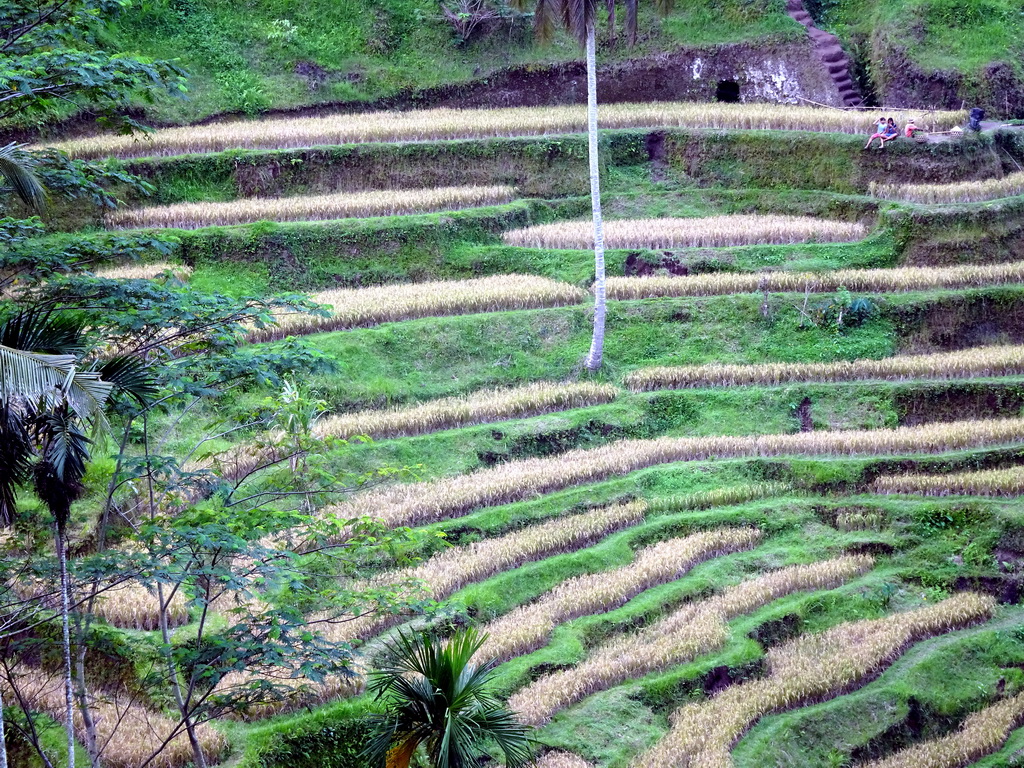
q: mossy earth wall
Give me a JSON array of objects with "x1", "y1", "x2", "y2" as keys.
[
  {"x1": 885, "y1": 195, "x2": 1024, "y2": 266},
  {"x1": 119, "y1": 128, "x2": 1006, "y2": 205},
  {"x1": 62, "y1": 128, "x2": 1010, "y2": 280}
]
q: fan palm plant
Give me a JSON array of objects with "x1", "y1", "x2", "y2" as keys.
[
  {"x1": 363, "y1": 628, "x2": 533, "y2": 768},
  {"x1": 0, "y1": 142, "x2": 47, "y2": 214},
  {"x1": 0, "y1": 308, "x2": 154, "y2": 768},
  {"x1": 513, "y1": 0, "x2": 671, "y2": 369}
]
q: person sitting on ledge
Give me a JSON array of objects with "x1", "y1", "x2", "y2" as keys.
[
  {"x1": 878, "y1": 117, "x2": 899, "y2": 147},
  {"x1": 864, "y1": 115, "x2": 889, "y2": 149}
]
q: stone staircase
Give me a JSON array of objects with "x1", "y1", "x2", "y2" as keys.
[{"x1": 786, "y1": 0, "x2": 864, "y2": 108}]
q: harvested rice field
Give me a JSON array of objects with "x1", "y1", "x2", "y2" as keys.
[
  {"x1": 12, "y1": 52, "x2": 1024, "y2": 768},
  {"x1": 502, "y1": 215, "x2": 867, "y2": 249},
  {"x1": 43, "y1": 103, "x2": 966, "y2": 159}
]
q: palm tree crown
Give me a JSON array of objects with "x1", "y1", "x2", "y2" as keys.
[
  {"x1": 0, "y1": 142, "x2": 47, "y2": 215},
  {"x1": 363, "y1": 628, "x2": 533, "y2": 768},
  {"x1": 0, "y1": 309, "x2": 152, "y2": 525}
]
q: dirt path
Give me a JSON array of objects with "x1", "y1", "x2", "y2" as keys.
[{"x1": 786, "y1": 0, "x2": 863, "y2": 108}]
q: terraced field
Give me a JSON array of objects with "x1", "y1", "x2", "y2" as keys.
[{"x1": 28, "y1": 101, "x2": 1024, "y2": 768}]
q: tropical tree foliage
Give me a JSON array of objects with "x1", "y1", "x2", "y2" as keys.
[
  {"x1": 0, "y1": 0, "x2": 186, "y2": 126},
  {"x1": 0, "y1": 307, "x2": 155, "y2": 768}
]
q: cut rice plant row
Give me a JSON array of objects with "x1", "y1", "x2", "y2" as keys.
[
  {"x1": 215, "y1": 665, "x2": 366, "y2": 720},
  {"x1": 107, "y1": 185, "x2": 516, "y2": 229},
  {"x1": 646, "y1": 482, "x2": 794, "y2": 514},
  {"x1": 93, "y1": 262, "x2": 192, "y2": 281},
  {"x1": 502, "y1": 215, "x2": 867, "y2": 250},
  {"x1": 313, "y1": 381, "x2": 620, "y2": 440},
  {"x1": 318, "y1": 501, "x2": 648, "y2": 646},
  {"x1": 4, "y1": 669, "x2": 226, "y2": 768},
  {"x1": 859, "y1": 693, "x2": 1024, "y2": 768},
  {"x1": 197, "y1": 382, "x2": 619, "y2": 481},
  {"x1": 44, "y1": 103, "x2": 964, "y2": 160},
  {"x1": 536, "y1": 753, "x2": 593, "y2": 768},
  {"x1": 479, "y1": 527, "x2": 762, "y2": 662},
  {"x1": 511, "y1": 555, "x2": 875, "y2": 725},
  {"x1": 606, "y1": 261, "x2": 1024, "y2": 299},
  {"x1": 247, "y1": 275, "x2": 586, "y2": 342},
  {"x1": 632, "y1": 592, "x2": 996, "y2": 768},
  {"x1": 10, "y1": 576, "x2": 189, "y2": 632},
  {"x1": 870, "y1": 171, "x2": 1024, "y2": 204},
  {"x1": 872, "y1": 466, "x2": 1024, "y2": 496},
  {"x1": 325, "y1": 417, "x2": 1024, "y2": 531},
  {"x1": 624, "y1": 345, "x2": 1024, "y2": 391},
  {"x1": 94, "y1": 579, "x2": 189, "y2": 631}
]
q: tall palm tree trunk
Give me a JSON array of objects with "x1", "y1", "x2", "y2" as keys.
[
  {"x1": 583, "y1": 21, "x2": 607, "y2": 371},
  {"x1": 0, "y1": 682, "x2": 9, "y2": 768},
  {"x1": 55, "y1": 521, "x2": 75, "y2": 768}
]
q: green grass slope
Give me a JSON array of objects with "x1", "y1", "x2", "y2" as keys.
[
  {"x1": 99, "y1": 0, "x2": 1024, "y2": 124},
  {"x1": 108, "y1": 0, "x2": 798, "y2": 123}
]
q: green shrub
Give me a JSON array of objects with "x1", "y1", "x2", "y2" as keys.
[{"x1": 243, "y1": 704, "x2": 375, "y2": 768}]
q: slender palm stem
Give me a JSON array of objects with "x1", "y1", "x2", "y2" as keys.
[
  {"x1": 0, "y1": 681, "x2": 9, "y2": 768},
  {"x1": 56, "y1": 521, "x2": 75, "y2": 768},
  {"x1": 583, "y1": 21, "x2": 607, "y2": 371}
]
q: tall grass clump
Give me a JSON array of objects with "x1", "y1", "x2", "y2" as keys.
[
  {"x1": 313, "y1": 382, "x2": 620, "y2": 440},
  {"x1": 324, "y1": 418, "x2": 1024, "y2": 531},
  {"x1": 319, "y1": 501, "x2": 648, "y2": 645},
  {"x1": 247, "y1": 275, "x2": 587, "y2": 342},
  {"x1": 859, "y1": 693, "x2": 1024, "y2": 768},
  {"x1": 511, "y1": 556, "x2": 875, "y2": 725},
  {"x1": 870, "y1": 171, "x2": 1024, "y2": 204},
  {"x1": 479, "y1": 527, "x2": 762, "y2": 661},
  {"x1": 43, "y1": 103, "x2": 965, "y2": 159},
  {"x1": 107, "y1": 185, "x2": 516, "y2": 229},
  {"x1": 502, "y1": 215, "x2": 866, "y2": 250},
  {"x1": 625, "y1": 345, "x2": 1024, "y2": 391},
  {"x1": 872, "y1": 466, "x2": 1024, "y2": 496},
  {"x1": 606, "y1": 261, "x2": 1024, "y2": 299},
  {"x1": 632, "y1": 592, "x2": 996, "y2": 768}
]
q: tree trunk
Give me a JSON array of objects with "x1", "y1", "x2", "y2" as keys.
[
  {"x1": 157, "y1": 585, "x2": 208, "y2": 768},
  {"x1": 0, "y1": 683, "x2": 9, "y2": 768},
  {"x1": 583, "y1": 21, "x2": 607, "y2": 371},
  {"x1": 74, "y1": 629, "x2": 99, "y2": 768},
  {"x1": 55, "y1": 521, "x2": 75, "y2": 768}
]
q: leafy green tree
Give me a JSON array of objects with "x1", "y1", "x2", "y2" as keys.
[
  {"x1": 363, "y1": 628, "x2": 533, "y2": 768},
  {"x1": 0, "y1": 0, "x2": 186, "y2": 127}
]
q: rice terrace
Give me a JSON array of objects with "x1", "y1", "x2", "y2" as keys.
[{"x1": 3, "y1": 0, "x2": 1024, "y2": 766}]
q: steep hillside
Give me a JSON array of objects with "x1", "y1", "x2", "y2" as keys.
[
  {"x1": 14, "y1": 101, "x2": 1024, "y2": 767},
  {"x1": 108, "y1": 0, "x2": 800, "y2": 123},
  {"x1": 101, "y1": 0, "x2": 1024, "y2": 126},
  {"x1": 812, "y1": 0, "x2": 1024, "y2": 116}
]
